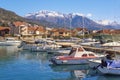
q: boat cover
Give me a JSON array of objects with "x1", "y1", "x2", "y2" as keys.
[{"x1": 107, "y1": 60, "x2": 120, "y2": 68}]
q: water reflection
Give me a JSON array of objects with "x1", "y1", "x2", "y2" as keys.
[
  {"x1": 0, "y1": 46, "x2": 19, "y2": 62},
  {"x1": 49, "y1": 64, "x2": 89, "y2": 72},
  {"x1": 49, "y1": 64, "x2": 90, "y2": 80}
]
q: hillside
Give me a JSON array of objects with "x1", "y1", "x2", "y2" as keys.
[
  {"x1": 0, "y1": 8, "x2": 43, "y2": 26},
  {"x1": 0, "y1": 8, "x2": 26, "y2": 21}
]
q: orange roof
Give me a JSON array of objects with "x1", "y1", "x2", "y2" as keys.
[
  {"x1": 51, "y1": 28, "x2": 70, "y2": 32},
  {"x1": 28, "y1": 26, "x2": 45, "y2": 32},
  {"x1": 59, "y1": 28, "x2": 70, "y2": 32},
  {"x1": 36, "y1": 26, "x2": 45, "y2": 32},
  {"x1": 28, "y1": 27, "x2": 36, "y2": 31},
  {"x1": 13, "y1": 21, "x2": 27, "y2": 27},
  {"x1": 51, "y1": 28, "x2": 58, "y2": 32},
  {"x1": 97, "y1": 29, "x2": 120, "y2": 34},
  {"x1": 74, "y1": 28, "x2": 87, "y2": 31},
  {"x1": 0, "y1": 27, "x2": 10, "y2": 31}
]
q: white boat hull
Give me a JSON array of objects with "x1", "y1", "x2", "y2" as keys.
[
  {"x1": 88, "y1": 59, "x2": 101, "y2": 68},
  {"x1": 98, "y1": 66, "x2": 120, "y2": 75},
  {"x1": 0, "y1": 41, "x2": 21, "y2": 46},
  {"x1": 50, "y1": 58, "x2": 89, "y2": 65}
]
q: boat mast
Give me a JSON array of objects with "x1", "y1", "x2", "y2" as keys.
[
  {"x1": 69, "y1": 15, "x2": 72, "y2": 40},
  {"x1": 82, "y1": 16, "x2": 85, "y2": 39}
]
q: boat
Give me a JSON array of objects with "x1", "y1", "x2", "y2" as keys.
[
  {"x1": 18, "y1": 41, "x2": 37, "y2": 50},
  {"x1": 80, "y1": 38, "x2": 100, "y2": 47},
  {"x1": 101, "y1": 41, "x2": 120, "y2": 51},
  {"x1": 0, "y1": 37, "x2": 21, "y2": 46},
  {"x1": 98, "y1": 59, "x2": 120, "y2": 75},
  {"x1": 88, "y1": 53, "x2": 115, "y2": 68},
  {"x1": 50, "y1": 45, "x2": 104, "y2": 65},
  {"x1": 31, "y1": 42, "x2": 61, "y2": 52}
]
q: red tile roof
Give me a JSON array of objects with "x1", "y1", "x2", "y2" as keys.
[
  {"x1": 51, "y1": 28, "x2": 70, "y2": 32},
  {"x1": 0, "y1": 27, "x2": 10, "y2": 31},
  {"x1": 28, "y1": 26, "x2": 45, "y2": 32},
  {"x1": 97, "y1": 29, "x2": 120, "y2": 34},
  {"x1": 13, "y1": 21, "x2": 27, "y2": 27}
]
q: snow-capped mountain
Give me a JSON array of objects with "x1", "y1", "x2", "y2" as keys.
[
  {"x1": 96, "y1": 20, "x2": 119, "y2": 25},
  {"x1": 96, "y1": 20, "x2": 120, "y2": 29},
  {"x1": 96, "y1": 20, "x2": 112, "y2": 25},
  {"x1": 25, "y1": 10, "x2": 84, "y2": 18},
  {"x1": 25, "y1": 10, "x2": 120, "y2": 30}
]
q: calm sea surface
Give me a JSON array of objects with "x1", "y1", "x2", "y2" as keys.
[{"x1": 0, "y1": 46, "x2": 120, "y2": 80}]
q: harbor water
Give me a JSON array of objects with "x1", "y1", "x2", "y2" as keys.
[{"x1": 0, "y1": 46, "x2": 120, "y2": 80}]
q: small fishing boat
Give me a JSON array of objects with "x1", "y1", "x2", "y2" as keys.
[
  {"x1": 18, "y1": 41, "x2": 37, "y2": 50},
  {"x1": 31, "y1": 43, "x2": 61, "y2": 52},
  {"x1": 50, "y1": 45, "x2": 104, "y2": 65},
  {"x1": 88, "y1": 52, "x2": 115, "y2": 68},
  {"x1": 80, "y1": 38, "x2": 100, "y2": 47},
  {"x1": 98, "y1": 59, "x2": 120, "y2": 75},
  {"x1": 101, "y1": 42, "x2": 120, "y2": 51}
]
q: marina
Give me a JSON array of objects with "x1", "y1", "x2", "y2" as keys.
[
  {"x1": 0, "y1": 0, "x2": 120, "y2": 79},
  {"x1": 0, "y1": 46, "x2": 120, "y2": 80}
]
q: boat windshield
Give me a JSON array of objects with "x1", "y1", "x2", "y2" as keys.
[
  {"x1": 88, "y1": 54, "x2": 95, "y2": 56},
  {"x1": 82, "y1": 54, "x2": 87, "y2": 57},
  {"x1": 69, "y1": 48, "x2": 77, "y2": 55},
  {"x1": 78, "y1": 47, "x2": 84, "y2": 52}
]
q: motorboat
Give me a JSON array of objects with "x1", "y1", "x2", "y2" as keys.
[
  {"x1": 101, "y1": 41, "x2": 120, "y2": 51},
  {"x1": 80, "y1": 38, "x2": 100, "y2": 47},
  {"x1": 0, "y1": 37, "x2": 21, "y2": 46},
  {"x1": 98, "y1": 59, "x2": 120, "y2": 75},
  {"x1": 18, "y1": 41, "x2": 37, "y2": 50},
  {"x1": 50, "y1": 45, "x2": 104, "y2": 65},
  {"x1": 89, "y1": 53, "x2": 115, "y2": 68},
  {"x1": 18, "y1": 40, "x2": 61, "y2": 51},
  {"x1": 31, "y1": 42, "x2": 61, "y2": 52}
]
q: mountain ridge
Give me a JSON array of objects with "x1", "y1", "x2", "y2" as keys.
[
  {"x1": 0, "y1": 8, "x2": 119, "y2": 30},
  {"x1": 25, "y1": 10, "x2": 119, "y2": 30}
]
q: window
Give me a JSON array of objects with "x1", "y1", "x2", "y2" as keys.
[
  {"x1": 89, "y1": 54, "x2": 95, "y2": 56},
  {"x1": 78, "y1": 47, "x2": 84, "y2": 51},
  {"x1": 69, "y1": 48, "x2": 76, "y2": 55},
  {"x1": 82, "y1": 54, "x2": 87, "y2": 57},
  {"x1": 59, "y1": 32, "x2": 63, "y2": 34}
]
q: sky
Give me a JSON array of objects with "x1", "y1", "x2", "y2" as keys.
[{"x1": 0, "y1": 0, "x2": 120, "y2": 23}]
